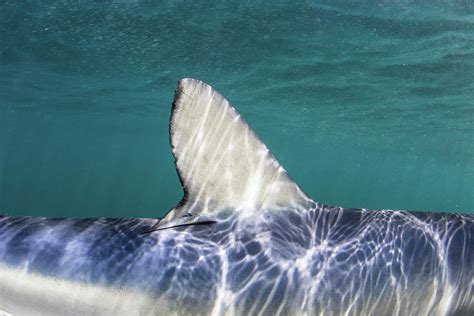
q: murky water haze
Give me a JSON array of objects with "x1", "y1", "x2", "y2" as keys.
[{"x1": 0, "y1": 1, "x2": 473, "y2": 217}]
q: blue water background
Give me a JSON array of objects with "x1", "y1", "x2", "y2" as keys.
[{"x1": 0, "y1": 1, "x2": 473, "y2": 217}]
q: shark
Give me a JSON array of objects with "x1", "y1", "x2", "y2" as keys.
[{"x1": 0, "y1": 78, "x2": 472, "y2": 316}]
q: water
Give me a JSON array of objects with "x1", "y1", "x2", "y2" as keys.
[{"x1": 0, "y1": 0, "x2": 473, "y2": 218}]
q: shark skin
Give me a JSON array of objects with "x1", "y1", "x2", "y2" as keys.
[{"x1": 0, "y1": 79, "x2": 473, "y2": 316}]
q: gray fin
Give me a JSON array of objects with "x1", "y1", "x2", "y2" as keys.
[{"x1": 163, "y1": 78, "x2": 312, "y2": 224}]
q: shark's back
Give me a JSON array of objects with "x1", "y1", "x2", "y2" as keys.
[{"x1": 1, "y1": 207, "x2": 473, "y2": 315}]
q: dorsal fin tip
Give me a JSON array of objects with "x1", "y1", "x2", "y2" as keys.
[{"x1": 165, "y1": 78, "x2": 312, "y2": 222}]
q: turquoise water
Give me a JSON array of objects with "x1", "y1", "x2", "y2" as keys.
[{"x1": 0, "y1": 1, "x2": 473, "y2": 218}]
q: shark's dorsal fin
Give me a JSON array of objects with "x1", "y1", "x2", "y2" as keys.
[{"x1": 162, "y1": 79, "x2": 311, "y2": 224}]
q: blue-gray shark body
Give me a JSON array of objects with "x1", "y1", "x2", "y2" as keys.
[{"x1": 0, "y1": 79, "x2": 472, "y2": 315}]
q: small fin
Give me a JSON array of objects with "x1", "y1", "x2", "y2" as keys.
[
  {"x1": 164, "y1": 79, "x2": 311, "y2": 223},
  {"x1": 142, "y1": 215, "x2": 217, "y2": 233}
]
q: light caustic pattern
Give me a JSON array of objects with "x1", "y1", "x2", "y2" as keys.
[
  {"x1": 0, "y1": 206, "x2": 472, "y2": 315},
  {"x1": 0, "y1": 79, "x2": 472, "y2": 315}
]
